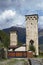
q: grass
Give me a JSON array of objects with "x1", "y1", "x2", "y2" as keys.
[
  {"x1": 23, "y1": 60, "x2": 28, "y2": 65},
  {"x1": 37, "y1": 55, "x2": 43, "y2": 58},
  {"x1": 7, "y1": 59, "x2": 18, "y2": 65},
  {"x1": 0, "y1": 58, "x2": 28, "y2": 65},
  {"x1": 0, "y1": 58, "x2": 19, "y2": 65},
  {"x1": 33, "y1": 53, "x2": 43, "y2": 58}
]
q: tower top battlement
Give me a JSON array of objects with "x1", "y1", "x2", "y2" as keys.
[
  {"x1": 25, "y1": 14, "x2": 38, "y2": 22},
  {"x1": 25, "y1": 14, "x2": 38, "y2": 16}
]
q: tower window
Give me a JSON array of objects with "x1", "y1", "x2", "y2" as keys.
[
  {"x1": 27, "y1": 17, "x2": 29, "y2": 19},
  {"x1": 34, "y1": 16, "x2": 37, "y2": 20},
  {"x1": 34, "y1": 16, "x2": 35, "y2": 18},
  {"x1": 31, "y1": 23, "x2": 33, "y2": 25},
  {"x1": 29, "y1": 40, "x2": 34, "y2": 45},
  {"x1": 26, "y1": 18, "x2": 27, "y2": 21},
  {"x1": 35, "y1": 17, "x2": 37, "y2": 20},
  {"x1": 30, "y1": 17, "x2": 32, "y2": 18}
]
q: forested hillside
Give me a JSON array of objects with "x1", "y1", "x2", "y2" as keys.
[{"x1": 0, "y1": 30, "x2": 10, "y2": 48}]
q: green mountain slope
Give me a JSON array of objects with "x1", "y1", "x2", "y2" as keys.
[{"x1": 0, "y1": 30, "x2": 10, "y2": 48}]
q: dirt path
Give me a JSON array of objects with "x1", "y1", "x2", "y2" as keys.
[{"x1": 28, "y1": 58, "x2": 43, "y2": 65}]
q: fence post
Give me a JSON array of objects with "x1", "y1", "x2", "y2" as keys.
[{"x1": 4, "y1": 48, "x2": 7, "y2": 58}]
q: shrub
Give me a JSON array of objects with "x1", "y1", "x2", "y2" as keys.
[{"x1": 29, "y1": 45, "x2": 35, "y2": 52}]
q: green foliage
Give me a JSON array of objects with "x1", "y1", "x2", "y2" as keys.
[
  {"x1": 0, "y1": 30, "x2": 10, "y2": 48},
  {"x1": 18, "y1": 41, "x2": 22, "y2": 46},
  {"x1": 0, "y1": 48, "x2": 5, "y2": 59},
  {"x1": 29, "y1": 45, "x2": 35, "y2": 52},
  {"x1": 0, "y1": 42, "x2": 4, "y2": 48}
]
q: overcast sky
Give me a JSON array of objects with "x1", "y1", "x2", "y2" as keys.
[{"x1": 0, "y1": 0, "x2": 43, "y2": 29}]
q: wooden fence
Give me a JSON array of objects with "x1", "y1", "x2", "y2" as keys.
[{"x1": 7, "y1": 51, "x2": 33, "y2": 58}]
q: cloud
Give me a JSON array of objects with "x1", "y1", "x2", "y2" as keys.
[
  {"x1": 0, "y1": 0, "x2": 43, "y2": 15},
  {"x1": 0, "y1": 9, "x2": 43, "y2": 30},
  {"x1": 38, "y1": 16, "x2": 43, "y2": 29},
  {"x1": 0, "y1": 0, "x2": 43, "y2": 12},
  {"x1": 0, "y1": 10, "x2": 25, "y2": 29},
  {"x1": 0, "y1": 10, "x2": 16, "y2": 20},
  {"x1": 0, "y1": 0, "x2": 43, "y2": 29},
  {"x1": 36, "y1": 2, "x2": 43, "y2": 9}
]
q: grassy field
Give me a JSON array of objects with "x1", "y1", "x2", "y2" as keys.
[
  {"x1": 34, "y1": 53, "x2": 43, "y2": 58},
  {"x1": 0, "y1": 58, "x2": 28, "y2": 65}
]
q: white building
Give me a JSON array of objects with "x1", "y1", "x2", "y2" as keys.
[{"x1": 15, "y1": 46, "x2": 25, "y2": 51}]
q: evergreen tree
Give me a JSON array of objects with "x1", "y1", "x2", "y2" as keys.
[{"x1": 0, "y1": 30, "x2": 10, "y2": 48}]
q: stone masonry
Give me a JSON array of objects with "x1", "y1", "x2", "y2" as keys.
[
  {"x1": 25, "y1": 14, "x2": 39, "y2": 55},
  {"x1": 10, "y1": 31, "x2": 17, "y2": 46}
]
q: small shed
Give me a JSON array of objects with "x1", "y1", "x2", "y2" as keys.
[{"x1": 15, "y1": 46, "x2": 26, "y2": 51}]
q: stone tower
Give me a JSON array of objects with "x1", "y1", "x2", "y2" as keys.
[
  {"x1": 10, "y1": 31, "x2": 17, "y2": 47},
  {"x1": 25, "y1": 14, "x2": 39, "y2": 55}
]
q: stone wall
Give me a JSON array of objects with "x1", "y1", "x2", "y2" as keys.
[
  {"x1": 10, "y1": 31, "x2": 17, "y2": 46},
  {"x1": 25, "y1": 14, "x2": 39, "y2": 55}
]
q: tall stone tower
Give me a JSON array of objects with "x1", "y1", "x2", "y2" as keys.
[
  {"x1": 10, "y1": 31, "x2": 17, "y2": 47},
  {"x1": 25, "y1": 14, "x2": 39, "y2": 55}
]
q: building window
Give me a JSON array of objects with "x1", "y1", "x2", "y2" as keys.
[
  {"x1": 29, "y1": 40, "x2": 34, "y2": 45},
  {"x1": 27, "y1": 17, "x2": 29, "y2": 19},
  {"x1": 35, "y1": 17, "x2": 37, "y2": 20},
  {"x1": 30, "y1": 17, "x2": 32, "y2": 18},
  {"x1": 26, "y1": 18, "x2": 27, "y2": 21},
  {"x1": 34, "y1": 16, "x2": 37, "y2": 20},
  {"x1": 31, "y1": 23, "x2": 33, "y2": 25}
]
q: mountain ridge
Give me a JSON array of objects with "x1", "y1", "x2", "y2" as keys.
[{"x1": 3, "y1": 26, "x2": 43, "y2": 45}]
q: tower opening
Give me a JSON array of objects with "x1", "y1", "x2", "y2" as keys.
[{"x1": 29, "y1": 40, "x2": 34, "y2": 46}]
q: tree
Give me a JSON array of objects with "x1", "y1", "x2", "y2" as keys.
[
  {"x1": 0, "y1": 30, "x2": 10, "y2": 48},
  {"x1": 29, "y1": 45, "x2": 35, "y2": 52},
  {"x1": 17, "y1": 41, "x2": 22, "y2": 46}
]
